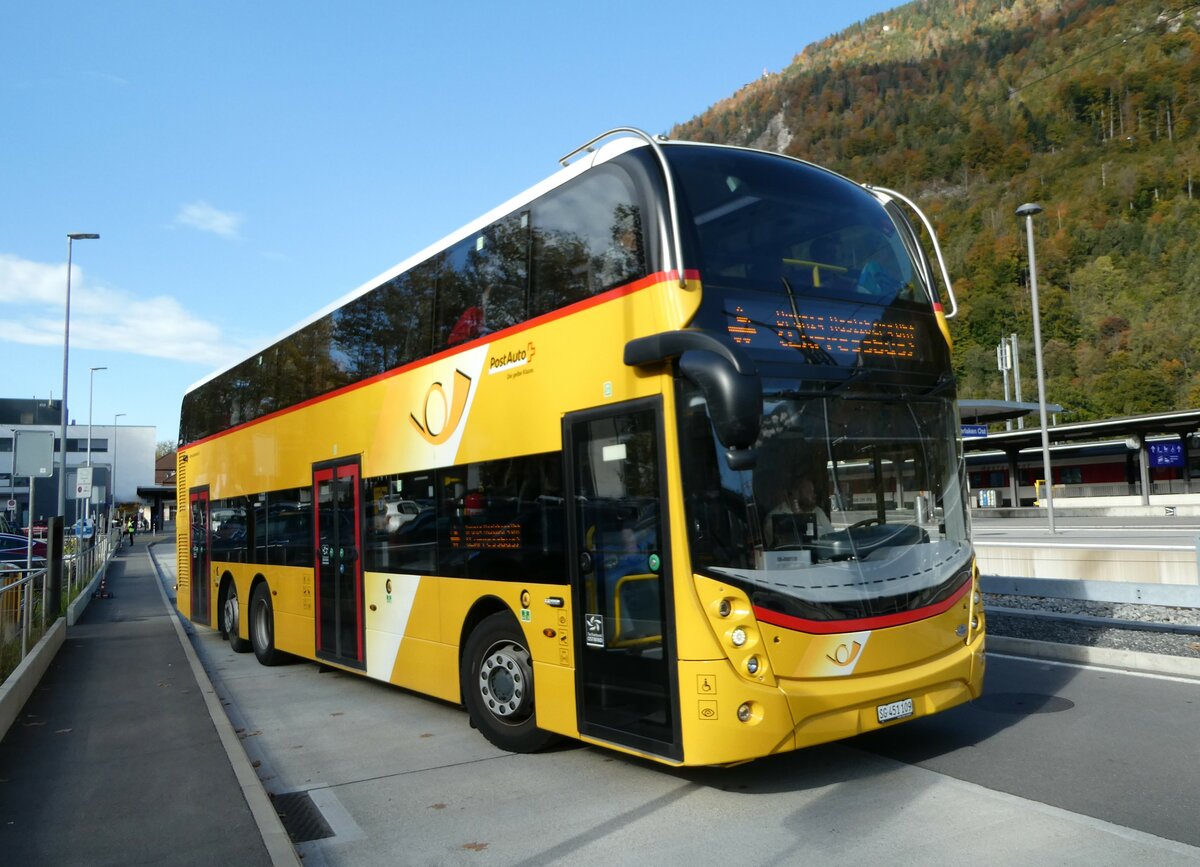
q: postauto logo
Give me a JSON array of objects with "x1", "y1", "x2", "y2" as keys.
[{"x1": 410, "y1": 369, "x2": 472, "y2": 446}]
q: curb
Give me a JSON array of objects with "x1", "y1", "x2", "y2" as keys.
[
  {"x1": 145, "y1": 543, "x2": 302, "y2": 867},
  {"x1": 67, "y1": 560, "x2": 105, "y2": 626},
  {"x1": 988, "y1": 636, "x2": 1200, "y2": 680},
  {"x1": 0, "y1": 617, "x2": 66, "y2": 740}
]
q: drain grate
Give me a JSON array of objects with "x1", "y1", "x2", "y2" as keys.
[{"x1": 273, "y1": 791, "x2": 335, "y2": 843}]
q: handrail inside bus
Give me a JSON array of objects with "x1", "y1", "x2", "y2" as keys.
[
  {"x1": 865, "y1": 185, "x2": 959, "y2": 319},
  {"x1": 560, "y1": 127, "x2": 689, "y2": 289}
]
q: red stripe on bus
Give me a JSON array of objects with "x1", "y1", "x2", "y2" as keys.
[
  {"x1": 751, "y1": 579, "x2": 971, "y2": 635},
  {"x1": 179, "y1": 269, "x2": 700, "y2": 452}
]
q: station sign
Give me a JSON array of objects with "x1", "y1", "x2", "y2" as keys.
[
  {"x1": 961, "y1": 424, "x2": 988, "y2": 439},
  {"x1": 1148, "y1": 441, "x2": 1185, "y2": 468}
]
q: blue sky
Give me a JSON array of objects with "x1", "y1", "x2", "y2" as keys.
[{"x1": 2, "y1": 1, "x2": 900, "y2": 445}]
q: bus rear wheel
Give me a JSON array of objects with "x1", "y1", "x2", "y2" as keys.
[
  {"x1": 250, "y1": 583, "x2": 288, "y2": 666},
  {"x1": 221, "y1": 578, "x2": 251, "y2": 653},
  {"x1": 461, "y1": 612, "x2": 556, "y2": 753}
]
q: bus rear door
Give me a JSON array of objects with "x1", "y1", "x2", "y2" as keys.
[
  {"x1": 313, "y1": 459, "x2": 366, "y2": 670},
  {"x1": 188, "y1": 487, "x2": 211, "y2": 625},
  {"x1": 566, "y1": 400, "x2": 681, "y2": 761}
]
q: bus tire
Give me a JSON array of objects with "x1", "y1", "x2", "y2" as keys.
[
  {"x1": 461, "y1": 612, "x2": 557, "y2": 753},
  {"x1": 221, "y1": 578, "x2": 252, "y2": 653},
  {"x1": 250, "y1": 583, "x2": 288, "y2": 666}
]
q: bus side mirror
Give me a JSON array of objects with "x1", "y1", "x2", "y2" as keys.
[
  {"x1": 625, "y1": 330, "x2": 761, "y2": 468},
  {"x1": 677, "y1": 350, "x2": 761, "y2": 453}
]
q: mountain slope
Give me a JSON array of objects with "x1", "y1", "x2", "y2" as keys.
[{"x1": 672, "y1": 0, "x2": 1200, "y2": 420}]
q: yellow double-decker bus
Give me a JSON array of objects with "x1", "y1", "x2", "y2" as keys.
[{"x1": 177, "y1": 129, "x2": 984, "y2": 766}]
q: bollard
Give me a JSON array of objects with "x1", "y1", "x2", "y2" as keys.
[{"x1": 46, "y1": 517, "x2": 64, "y2": 618}]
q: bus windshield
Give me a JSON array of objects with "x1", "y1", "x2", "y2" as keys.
[
  {"x1": 668, "y1": 145, "x2": 952, "y2": 380},
  {"x1": 679, "y1": 379, "x2": 971, "y2": 623},
  {"x1": 668, "y1": 145, "x2": 931, "y2": 308}
]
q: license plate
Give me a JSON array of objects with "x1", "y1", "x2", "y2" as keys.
[{"x1": 877, "y1": 698, "x2": 914, "y2": 724}]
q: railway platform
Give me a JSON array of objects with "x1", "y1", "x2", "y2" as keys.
[{"x1": 0, "y1": 529, "x2": 294, "y2": 866}]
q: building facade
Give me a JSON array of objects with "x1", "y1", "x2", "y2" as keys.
[{"x1": 0, "y1": 398, "x2": 156, "y2": 528}]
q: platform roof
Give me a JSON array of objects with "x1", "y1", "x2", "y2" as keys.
[{"x1": 957, "y1": 406, "x2": 1200, "y2": 453}]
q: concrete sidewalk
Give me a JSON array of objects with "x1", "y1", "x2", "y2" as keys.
[{"x1": 0, "y1": 533, "x2": 289, "y2": 866}]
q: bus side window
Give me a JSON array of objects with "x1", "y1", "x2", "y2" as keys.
[
  {"x1": 530, "y1": 166, "x2": 645, "y2": 316},
  {"x1": 436, "y1": 238, "x2": 477, "y2": 348}
]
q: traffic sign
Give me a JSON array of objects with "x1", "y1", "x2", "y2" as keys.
[
  {"x1": 14, "y1": 430, "x2": 54, "y2": 477},
  {"x1": 74, "y1": 466, "x2": 94, "y2": 499}
]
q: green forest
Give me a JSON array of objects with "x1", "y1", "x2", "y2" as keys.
[{"x1": 672, "y1": 0, "x2": 1200, "y2": 422}]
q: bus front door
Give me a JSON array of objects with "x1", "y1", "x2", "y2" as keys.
[
  {"x1": 566, "y1": 400, "x2": 681, "y2": 761},
  {"x1": 188, "y1": 488, "x2": 211, "y2": 626},
  {"x1": 313, "y1": 460, "x2": 366, "y2": 670}
]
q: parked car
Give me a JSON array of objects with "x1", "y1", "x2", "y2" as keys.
[
  {"x1": 383, "y1": 497, "x2": 423, "y2": 533},
  {"x1": 71, "y1": 518, "x2": 96, "y2": 539},
  {"x1": 0, "y1": 532, "x2": 47, "y2": 564}
]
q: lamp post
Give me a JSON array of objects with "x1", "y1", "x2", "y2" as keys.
[
  {"x1": 87, "y1": 366, "x2": 106, "y2": 525},
  {"x1": 58, "y1": 232, "x2": 100, "y2": 522},
  {"x1": 87, "y1": 367, "x2": 106, "y2": 468},
  {"x1": 112, "y1": 412, "x2": 125, "y2": 530},
  {"x1": 1016, "y1": 203, "x2": 1055, "y2": 534}
]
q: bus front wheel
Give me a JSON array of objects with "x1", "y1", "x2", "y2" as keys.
[
  {"x1": 250, "y1": 583, "x2": 287, "y2": 666},
  {"x1": 461, "y1": 612, "x2": 556, "y2": 753}
]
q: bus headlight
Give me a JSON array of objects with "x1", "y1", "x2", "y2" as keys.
[
  {"x1": 746, "y1": 656, "x2": 760, "y2": 675},
  {"x1": 730, "y1": 627, "x2": 747, "y2": 647},
  {"x1": 718, "y1": 599, "x2": 732, "y2": 618},
  {"x1": 737, "y1": 702, "x2": 754, "y2": 722}
]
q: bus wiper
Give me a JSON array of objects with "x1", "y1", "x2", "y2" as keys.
[
  {"x1": 732, "y1": 309, "x2": 836, "y2": 368},
  {"x1": 780, "y1": 276, "x2": 837, "y2": 367}
]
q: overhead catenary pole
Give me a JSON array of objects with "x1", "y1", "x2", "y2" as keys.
[
  {"x1": 1010, "y1": 333, "x2": 1023, "y2": 429},
  {"x1": 997, "y1": 339, "x2": 1012, "y2": 431}
]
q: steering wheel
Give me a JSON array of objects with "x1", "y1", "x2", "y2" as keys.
[{"x1": 848, "y1": 518, "x2": 881, "y2": 530}]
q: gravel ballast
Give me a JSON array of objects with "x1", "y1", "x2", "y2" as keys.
[{"x1": 985, "y1": 593, "x2": 1200, "y2": 659}]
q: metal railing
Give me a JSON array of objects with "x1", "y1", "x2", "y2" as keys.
[
  {"x1": 1, "y1": 563, "x2": 48, "y2": 663},
  {"x1": 1, "y1": 526, "x2": 121, "y2": 683}
]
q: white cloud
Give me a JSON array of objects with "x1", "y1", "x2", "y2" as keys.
[
  {"x1": 174, "y1": 200, "x2": 243, "y2": 239},
  {"x1": 0, "y1": 253, "x2": 258, "y2": 366},
  {"x1": 0, "y1": 253, "x2": 69, "y2": 304},
  {"x1": 85, "y1": 70, "x2": 130, "y2": 87}
]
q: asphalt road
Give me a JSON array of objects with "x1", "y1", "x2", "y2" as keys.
[
  {"x1": 150, "y1": 546, "x2": 1200, "y2": 866},
  {"x1": 850, "y1": 653, "x2": 1200, "y2": 847}
]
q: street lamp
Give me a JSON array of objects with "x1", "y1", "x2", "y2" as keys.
[
  {"x1": 1016, "y1": 203, "x2": 1055, "y2": 534},
  {"x1": 58, "y1": 232, "x2": 100, "y2": 522},
  {"x1": 87, "y1": 366, "x2": 106, "y2": 525},
  {"x1": 87, "y1": 367, "x2": 106, "y2": 467},
  {"x1": 112, "y1": 412, "x2": 126, "y2": 528}
]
